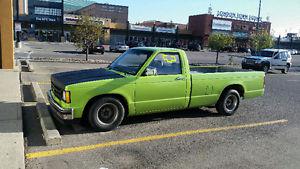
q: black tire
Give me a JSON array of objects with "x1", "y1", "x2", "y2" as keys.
[
  {"x1": 216, "y1": 89, "x2": 240, "y2": 116},
  {"x1": 262, "y1": 65, "x2": 269, "y2": 73},
  {"x1": 281, "y1": 65, "x2": 290, "y2": 74},
  {"x1": 88, "y1": 97, "x2": 125, "y2": 131}
]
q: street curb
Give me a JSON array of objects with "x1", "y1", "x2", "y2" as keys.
[
  {"x1": 15, "y1": 59, "x2": 22, "y2": 72},
  {"x1": 27, "y1": 60, "x2": 34, "y2": 72},
  {"x1": 31, "y1": 57, "x2": 112, "y2": 64},
  {"x1": 31, "y1": 82, "x2": 62, "y2": 145}
]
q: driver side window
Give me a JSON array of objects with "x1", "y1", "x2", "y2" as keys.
[
  {"x1": 148, "y1": 53, "x2": 181, "y2": 75},
  {"x1": 274, "y1": 52, "x2": 283, "y2": 59}
]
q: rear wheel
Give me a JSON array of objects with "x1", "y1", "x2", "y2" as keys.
[
  {"x1": 281, "y1": 64, "x2": 290, "y2": 74},
  {"x1": 216, "y1": 89, "x2": 240, "y2": 116},
  {"x1": 88, "y1": 97, "x2": 125, "y2": 131}
]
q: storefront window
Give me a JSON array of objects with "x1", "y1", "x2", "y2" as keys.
[{"x1": 34, "y1": 7, "x2": 62, "y2": 16}]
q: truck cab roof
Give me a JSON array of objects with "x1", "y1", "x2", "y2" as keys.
[
  {"x1": 262, "y1": 49, "x2": 289, "y2": 53},
  {"x1": 132, "y1": 47, "x2": 184, "y2": 53}
]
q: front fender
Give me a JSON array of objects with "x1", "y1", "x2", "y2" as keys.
[{"x1": 67, "y1": 77, "x2": 136, "y2": 118}]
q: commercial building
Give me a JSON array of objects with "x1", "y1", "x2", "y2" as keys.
[
  {"x1": 122, "y1": 21, "x2": 193, "y2": 48},
  {"x1": 14, "y1": 0, "x2": 28, "y2": 16},
  {"x1": 20, "y1": 0, "x2": 64, "y2": 42},
  {"x1": 63, "y1": 14, "x2": 111, "y2": 43},
  {"x1": 14, "y1": 1, "x2": 273, "y2": 49},
  {"x1": 74, "y1": 3, "x2": 128, "y2": 24},
  {"x1": 188, "y1": 12, "x2": 271, "y2": 47},
  {"x1": 64, "y1": 0, "x2": 95, "y2": 12}
]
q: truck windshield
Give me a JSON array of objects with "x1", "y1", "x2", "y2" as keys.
[
  {"x1": 258, "y1": 51, "x2": 278, "y2": 57},
  {"x1": 108, "y1": 49, "x2": 153, "y2": 75}
]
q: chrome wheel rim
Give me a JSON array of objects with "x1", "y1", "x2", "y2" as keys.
[
  {"x1": 224, "y1": 95, "x2": 238, "y2": 112},
  {"x1": 97, "y1": 103, "x2": 118, "y2": 125}
]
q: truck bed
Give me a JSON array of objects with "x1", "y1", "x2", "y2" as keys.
[{"x1": 190, "y1": 65, "x2": 250, "y2": 74}]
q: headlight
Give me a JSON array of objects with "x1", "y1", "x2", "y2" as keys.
[{"x1": 62, "y1": 90, "x2": 71, "y2": 103}]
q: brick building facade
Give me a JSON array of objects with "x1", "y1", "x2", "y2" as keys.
[
  {"x1": 188, "y1": 14, "x2": 271, "y2": 47},
  {"x1": 74, "y1": 3, "x2": 128, "y2": 24}
]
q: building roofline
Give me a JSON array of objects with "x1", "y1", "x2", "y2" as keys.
[{"x1": 75, "y1": 2, "x2": 128, "y2": 13}]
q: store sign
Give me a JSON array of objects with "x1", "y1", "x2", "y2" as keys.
[
  {"x1": 233, "y1": 32, "x2": 249, "y2": 38},
  {"x1": 130, "y1": 24, "x2": 152, "y2": 32},
  {"x1": 212, "y1": 19, "x2": 232, "y2": 31},
  {"x1": 64, "y1": 15, "x2": 79, "y2": 25},
  {"x1": 35, "y1": 16, "x2": 57, "y2": 22},
  {"x1": 155, "y1": 27, "x2": 176, "y2": 34},
  {"x1": 216, "y1": 11, "x2": 262, "y2": 22},
  {"x1": 64, "y1": 15, "x2": 104, "y2": 25}
]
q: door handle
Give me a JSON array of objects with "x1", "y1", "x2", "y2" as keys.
[{"x1": 175, "y1": 77, "x2": 185, "y2": 81}]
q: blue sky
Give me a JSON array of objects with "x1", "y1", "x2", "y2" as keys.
[{"x1": 96, "y1": 0, "x2": 300, "y2": 36}]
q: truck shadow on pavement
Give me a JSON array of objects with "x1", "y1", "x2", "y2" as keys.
[{"x1": 55, "y1": 108, "x2": 222, "y2": 136}]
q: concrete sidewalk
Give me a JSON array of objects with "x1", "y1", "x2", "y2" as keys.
[{"x1": 0, "y1": 70, "x2": 25, "y2": 169}]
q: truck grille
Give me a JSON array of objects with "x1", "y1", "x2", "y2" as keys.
[
  {"x1": 246, "y1": 59, "x2": 255, "y2": 64},
  {"x1": 51, "y1": 82, "x2": 63, "y2": 100}
]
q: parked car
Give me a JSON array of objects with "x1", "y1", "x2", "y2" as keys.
[
  {"x1": 110, "y1": 43, "x2": 129, "y2": 52},
  {"x1": 93, "y1": 44, "x2": 105, "y2": 54},
  {"x1": 188, "y1": 43, "x2": 201, "y2": 51},
  {"x1": 289, "y1": 49, "x2": 298, "y2": 55},
  {"x1": 222, "y1": 46, "x2": 236, "y2": 52},
  {"x1": 82, "y1": 44, "x2": 105, "y2": 55},
  {"x1": 242, "y1": 49, "x2": 292, "y2": 74},
  {"x1": 237, "y1": 47, "x2": 250, "y2": 53},
  {"x1": 48, "y1": 47, "x2": 265, "y2": 131}
]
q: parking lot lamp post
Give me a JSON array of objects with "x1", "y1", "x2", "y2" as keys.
[
  {"x1": 61, "y1": 0, "x2": 64, "y2": 42},
  {"x1": 256, "y1": 0, "x2": 262, "y2": 32}
]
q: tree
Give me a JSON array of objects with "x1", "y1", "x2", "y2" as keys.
[
  {"x1": 208, "y1": 33, "x2": 234, "y2": 64},
  {"x1": 73, "y1": 15, "x2": 103, "y2": 61},
  {"x1": 250, "y1": 31, "x2": 274, "y2": 54}
]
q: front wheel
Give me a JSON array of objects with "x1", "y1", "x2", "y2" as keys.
[
  {"x1": 262, "y1": 65, "x2": 269, "y2": 73},
  {"x1": 88, "y1": 97, "x2": 125, "y2": 131},
  {"x1": 281, "y1": 65, "x2": 290, "y2": 74},
  {"x1": 216, "y1": 89, "x2": 240, "y2": 116}
]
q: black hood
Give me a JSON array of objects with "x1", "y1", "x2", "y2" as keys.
[{"x1": 51, "y1": 68, "x2": 124, "y2": 89}]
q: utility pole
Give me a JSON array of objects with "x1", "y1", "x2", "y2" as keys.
[
  {"x1": 61, "y1": 0, "x2": 64, "y2": 42},
  {"x1": 256, "y1": 0, "x2": 261, "y2": 32}
]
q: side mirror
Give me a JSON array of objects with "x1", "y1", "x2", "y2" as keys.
[{"x1": 144, "y1": 68, "x2": 157, "y2": 76}]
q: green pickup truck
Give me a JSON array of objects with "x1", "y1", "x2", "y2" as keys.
[{"x1": 48, "y1": 47, "x2": 265, "y2": 131}]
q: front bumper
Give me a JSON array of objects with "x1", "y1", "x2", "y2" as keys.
[
  {"x1": 242, "y1": 63, "x2": 263, "y2": 70},
  {"x1": 47, "y1": 91, "x2": 74, "y2": 120}
]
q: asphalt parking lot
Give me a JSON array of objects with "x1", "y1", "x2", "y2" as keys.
[{"x1": 19, "y1": 42, "x2": 300, "y2": 169}]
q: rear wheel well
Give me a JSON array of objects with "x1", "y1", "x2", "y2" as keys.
[
  {"x1": 82, "y1": 94, "x2": 129, "y2": 121},
  {"x1": 221, "y1": 84, "x2": 245, "y2": 98}
]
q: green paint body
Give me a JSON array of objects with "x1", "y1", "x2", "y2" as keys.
[{"x1": 50, "y1": 48, "x2": 265, "y2": 118}]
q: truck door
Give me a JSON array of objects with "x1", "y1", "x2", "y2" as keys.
[
  {"x1": 273, "y1": 52, "x2": 287, "y2": 68},
  {"x1": 135, "y1": 52, "x2": 188, "y2": 114}
]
